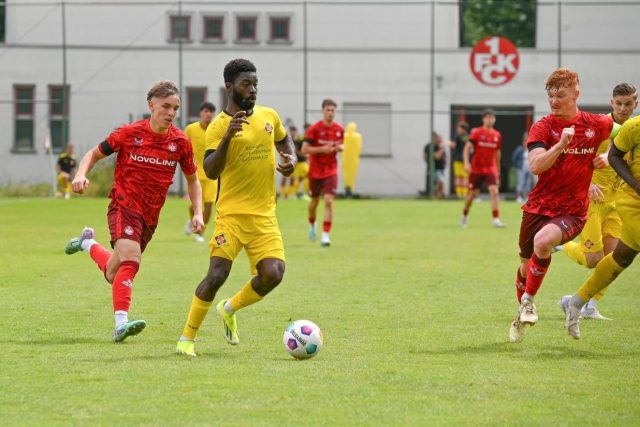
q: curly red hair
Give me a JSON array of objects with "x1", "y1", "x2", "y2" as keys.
[{"x1": 545, "y1": 68, "x2": 579, "y2": 91}]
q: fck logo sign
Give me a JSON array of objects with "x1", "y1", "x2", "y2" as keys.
[{"x1": 470, "y1": 36, "x2": 519, "y2": 86}]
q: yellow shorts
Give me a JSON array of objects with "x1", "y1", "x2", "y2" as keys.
[
  {"x1": 57, "y1": 173, "x2": 71, "y2": 192},
  {"x1": 616, "y1": 189, "x2": 640, "y2": 252},
  {"x1": 200, "y1": 178, "x2": 218, "y2": 204},
  {"x1": 209, "y1": 214, "x2": 285, "y2": 275},
  {"x1": 453, "y1": 161, "x2": 468, "y2": 178},
  {"x1": 578, "y1": 199, "x2": 621, "y2": 253},
  {"x1": 291, "y1": 161, "x2": 309, "y2": 179}
]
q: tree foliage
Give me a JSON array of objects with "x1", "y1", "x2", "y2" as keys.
[{"x1": 461, "y1": 0, "x2": 536, "y2": 48}]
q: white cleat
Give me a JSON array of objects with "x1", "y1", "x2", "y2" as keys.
[
  {"x1": 184, "y1": 219, "x2": 192, "y2": 236},
  {"x1": 558, "y1": 295, "x2": 571, "y2": 316},
  {"x1": 320, "y1": 232, "x2": 331, "y2": 247},
  {"x1": 194, "y1": 234, "x2": 205, "y2": 243},
  {"x1": 492, "y1": 218, "x2": 506, "y2": 228},
  {"x1": 519, "y1": 298, "x2": 538, "y2": 325},
  {"x1": 565, "y1": 303, "x2": 582, "y2": 339},
  {"x1": 460, "y1": 216, "x2": 468, "y2": 229},
  {"x1": 509, "y1": 316, "x2": 527, "y2": 343},
  {"x1": 308, "y1": 223, "x2": 317, "y2": 241},
  {"x1": 581, "y1": 306, "x2": 611, "y2": 320}
]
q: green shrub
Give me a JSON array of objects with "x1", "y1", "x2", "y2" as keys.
[{"x1": 0, "y1": 182, "x2": 52, "y2": 197}]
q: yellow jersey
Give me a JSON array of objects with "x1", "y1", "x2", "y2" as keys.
[
  {"x1": 591, "y1": 113, "x2": 619, "y2": 192},
  {"x1": 613, "y1": 115, "x2": 640, "y2": 198},
  {"x1": 185, "y1": 121, "x2": 210, "y2": 181},
  {"x1": 205, "y1": 106, "x2": 286, "y2": 217}
]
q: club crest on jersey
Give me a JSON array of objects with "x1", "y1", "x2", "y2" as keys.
[
  {"x1": 215, "y1": 233, "x2": 227, "y2": 246},
  {"x1": 585, "y1": 128, "x2": 595, "y2": 139},
  {"x1": 124, "y1": 225, "x2": 134, "y2": 236},
  {"x1": 551, "y1": 130, "x2": 560, "y2": 139},
  {"x1": 168, "y1": 142, "x2": 177, "y2": 152},
  {"x1": 133, "y1": 137, "x2": 144, "y2": 145},
  {"x1": 585, "y1": 239, "x2": 594, "y2": 249},
  {"x1": 265, "y1": 122, "x2": 273, "y2": 135}
]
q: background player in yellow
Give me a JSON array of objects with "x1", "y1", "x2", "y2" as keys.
[
  {"x1": 184, "y1": 101, "x2": 217, "y2": 242},
  {"x1": 559, "y1": 83, "x2": 638, "y2": 319},
  {"x1": 342, "y1": 121, "x2": 362, "y2": 198},
  {"x1": 176, "y1": 58, "x2": 297, "y2": 356},
  {"x1": 56, "y1": 143, "x2": 77, "y2": 199},
  {"x1": 287, "y1": 124, "x2": 310, "y2": 199},
  {"x1": 564, "y1": 113, "x2": 640, "y2": 339}
]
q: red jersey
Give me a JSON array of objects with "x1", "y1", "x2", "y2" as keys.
[
  {"x1": 99, "y1": 119, "x2": 197, "y2": 225},
  {"x1": 524, "y1": 111, "x2": 613, "y2": 217},
  {"x1": 305, "y1": 120, "x2": 344, "y2": 179},
  {"x1": 468, "y1": 126, "x2": 502, "y2": 174}
]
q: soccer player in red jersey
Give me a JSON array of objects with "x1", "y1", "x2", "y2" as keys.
[
  {"x1": 302, "y1": 99, "x2": 344, "y2": 247},
  {"x1": 64, "y1": 80, "x2": 204, "y2": 343},
  {"x1": 509, "y1": 68, "x2": 618, "y2": 343},
  {"x1": 461, "y1": 109, "x2": 506, "y2": 228}
]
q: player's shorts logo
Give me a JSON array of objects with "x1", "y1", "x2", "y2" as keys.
[
  {"x1": 168, "y1": 142, "x2": 177, "y2": 152},
  {"x1": 215, "y1": 233, "x2": 227, "y2": 246},
  {"x1": 265, "y1": 123, "x2": 273, "y2": 135},
  {"x1": 124, "y1": 225, "x2": 134, "y2": 236}
]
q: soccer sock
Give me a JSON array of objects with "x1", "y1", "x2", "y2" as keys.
[
  {"x1": 181, "y1": 294, "x2": 213, "y2": 340},
  {"x1": 594, "y1": 286, "x2": 608, "y2": 301},
  {"x1": 524, "y1": 253, "x2": 551, "y2": 297},
  {"x1": 112, "y1": 260, "x2": 139, "y2": 314},
  {"x1": 228, "y1": 280, "x2": 263, "y2": 313},
  {"x1": 463, "y1": 209, "x2": 469, "y2": 217},
  {"x1": 587, "y1": 298, "x2": 599, "y2": 309},
  {"x1": 492, "y1": 209, "x2": 499, "y2": 219},
  {"x1": 562, "y1": 241, "x2": 587, "y2": 267},
  {"x1": 577, "y1": 253, "x2": 625, "y2": 301},
  {"x1": 115, "y1": 310, "x2": 128, "y2": 328},
  {"x1": 309, "y1": 216, "x2": 316, "y2": 226},
  {"x1": 280, "y1": 185, "x2": 287, "y2": 198},
  {"x1": 515, "y1": 268, "x2": 526, "y2": 303},
  {"x1": 89, "y1": 243, "x2": 111, "y2": 273},
  {"x1": 323, "y1": 221, "x2": 332, "y2": 233}
]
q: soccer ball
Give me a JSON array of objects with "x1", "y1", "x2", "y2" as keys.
[{"x1": 283, "y1": 319, "x2": 323, "y2": 360}]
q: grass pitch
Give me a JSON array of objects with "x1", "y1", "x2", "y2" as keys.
[{"x1": 1, "y1": 196, "x2": 639, "y2": 426}]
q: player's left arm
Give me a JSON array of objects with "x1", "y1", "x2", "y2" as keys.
[
  {"x1": 276, "y1": 133, "x2": 297, "y2": 177},
  {"x1": 185, "y1": 173, "x2": 204, "y2": 233}
]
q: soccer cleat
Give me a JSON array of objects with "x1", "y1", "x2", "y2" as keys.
[
  {"x1": 492, "y1": 218, "x2": 506, "y2": 228},
  {"x1": 565, "y1": 303, "x2": 582, "y2": 339},
  {"x1": 176, "y1": 339, "x2": 197, "y2": 357},
  {"x1": 320, "y1": 232, "x2": 331, "y2": 247},
  {"x1": 518, "y1": 298, "x2": 538, "y2": 325},
  {"x1": 509, "y1": 316, "x2": 527, "y2": 343},
  {"x1": 64, "y1": 227, "x2": 95, "y2": 255},
  {"x1": 112, "y1": 319, "x2": 147, "y2": 343},
  {"x1": 308, "y1": 223, "x2": 317, "y2": 241},
  {"x1": 216, "y1": 299, "x2": 239, "y2": 345},
  {"x1": 184, "y1": 219, "x2": 192, "y2": 236},
  {"x1": 194, "y1": 234, "x2": 205, "y2": 243},
  {"x1": 581, "y1": 306, "x2": 611, "y2": 320},
  {"x1": 460, "y1": 216, "x2": 468, "y2": 228},
  {"x1": 558, "y1": 295, "x2": 571, "y2": 317}
]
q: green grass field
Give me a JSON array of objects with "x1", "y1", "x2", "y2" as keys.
[{"x1": 1, "y1": 196, "x2": 639, "y2": 426}]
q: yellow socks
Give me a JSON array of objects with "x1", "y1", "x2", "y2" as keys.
[
  {"x1": 229, "y1": 280, "x2": 263, "y2": 312},
  {"x1": 577, "y1": 254, "x2": 625, "y2": 301},
  {"x1": 181, "y1": 295, "x2": 213, "y2": 340},
  {"x1": 563, "y1": 241, "x2": 587, "y2": 267}
]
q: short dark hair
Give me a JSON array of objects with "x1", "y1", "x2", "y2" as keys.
[
  {"x1": 482, "y1": 108, "x2": 496, "y2": 117},
  {"x1": 322, "y1": 99, "x2": 337, "y2": 109},
  {"x1": 200, "y1": 102, "x2": 216, "y2": 112},
  {"x1": 289, "y1": 125, "x2": 298, "y2": 131},
  {"x1": 458, "y1": 121, "x2": 469, "y2": 131},
  {"x1": 223, "y1": 58, "x2": 257, "y2": 84},
  {"x1": 612, "y1": 83, "x2": 637, "y2": 99}
]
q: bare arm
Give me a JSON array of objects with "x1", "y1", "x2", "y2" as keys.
[
  {"x1": 609, "y1": 143, "x2": 640, "y2": 197},
  {"x1": 72, "y1": 146, "x2": 107, "y2": 194},
  {"x1": 463, "y1": 141, "x2": 472, "y2": 172},
  {"x1": 495, "y1": 150, "x2": 501, "y2": 175},
  {"x1": 276, "y1": 133, "x2": 297, "y2": 177},
  {"x1": 301, "y1": 140, "x2": 333, "y2": 155},
  {"x1": 203, "y1": 111, "x2": 248, "y2": 180},
  {"x1": 185, "y1": 173, "x2": 204, "y2": 233},
  {"x1": 528, "y1": 126, "x2": 574, "y2": 175}
]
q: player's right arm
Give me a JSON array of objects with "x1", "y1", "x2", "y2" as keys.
[
  {"x1": 203, "y1": 111, "x2": 248, "y2": 180},
  {"x1": 72, "y1": 146, "x2": 107, "y2": 194},
  {"x1": 528, "y1": 126, "x2": 574, "y2": 175},
  {"x1": 462, "y1": 141, "x2": 472, "y2": 173}
]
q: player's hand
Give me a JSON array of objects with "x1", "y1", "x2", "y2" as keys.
[
  {"x1": 560, "y1": 126, "x2": 575, "y2": 146},
  {"x1": 592, "y1": 153, "x2": 609, "y2": 169},
  {"x1": 588, "y1": 183, "x2": 605, "y2": 203},
  {"x1": 72, "y1": 175, "x2": 90, "y2": 194},
  {"x1": 191, "y1": 214, "x2": 205, "y2": 234},
  {"x1": 277, "y1": 152, "x2": 297, "y2": 177},
  {"x1": 224, "y1": 111, "x2": 249, "y2": 139},
  {"x1": 464, "y1": 163, "x2": 471, "y2": 174}
]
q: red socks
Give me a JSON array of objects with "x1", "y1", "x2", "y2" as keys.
[
  {"x1": 524, "y1": 253, "x2": 551, "y2": 297},
  {"x1": 323, "y1": 221, "x2": 332, "y2": 233},
  {"x1": 89, "y1": 243, "x2": 111, "y2": 274},
  {"x1": 515, "y1": 268, "x2": 526, "y2": 302},
  {"x1": 112, "y1": 260, "x2": 139, "y2": 312}
]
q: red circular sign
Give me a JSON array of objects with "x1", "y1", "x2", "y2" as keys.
[{"x1": 469, "y1": 36, "x2": 519, "y2": 86}]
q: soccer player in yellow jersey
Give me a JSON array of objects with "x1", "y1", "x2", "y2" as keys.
[
  {"x1": 560, "y1": 83, "x2": 638, "y2": 319},
  {"x1": 184, "y1": 101, "x2": 217, "y2": 243},
  {"x1": 564, "y1": 111, "x2": 640, "y2": 339},
  {"x1": 176, "y1": 59, "x2": 297, "y2": 356}
]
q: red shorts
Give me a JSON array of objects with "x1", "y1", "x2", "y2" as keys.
[
  {"x1": 108, "y1": 203, "x2": 156, "y2": 253},
  {"x1": 309, "y1": 175, "x2": 338, "y2": 197},
  {"x1": 518, "y1": 211, "x2": 586, "y2": 259},
  {"x1": 468, "y1": 173, "x2": 498, "y2": 190}
]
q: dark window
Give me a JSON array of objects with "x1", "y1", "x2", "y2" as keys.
[
  {"x1": 14, "y1": 85, "x2": 35, "y2": 152},
  {"x1": 170, "y1": 15, "x2": 191, "y2": 41},
  {"x1": 270, "y1": 17, "x2": 290, "y2": 41},
  {"x1": 237, "y1": 16, "x2": 257, "y2": 41},
  {"x1": 187, "y1": 87, "x2": 207, "y2": 122},
  {"x1": 460, "y1": 0, "x2": 536, "y2": 48},
  {"x1": 204, "y1": 16, "x2": 224, "y2": 41},
  {"x1": 49, "y1": 85, "x2": 70, "y2": 151},
  {"x1": 0, "y1": 2, "x2": 5, "y2": 43}
]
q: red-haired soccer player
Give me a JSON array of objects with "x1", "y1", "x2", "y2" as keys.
[
  {"x1": 509, "y1": 68, "x2": 619, "y2": 343},
  {"x1": 65, "y1": 80, "x2": 204, "y2": 343}
]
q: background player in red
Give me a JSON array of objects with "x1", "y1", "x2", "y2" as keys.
[
  {"x1": 508, "y1": 68, "x2": 617, "y2": 343},
  {"x1": 64, "y1": 80, "x2": 204, "y2": 343},
  {"x1": 302, "y1": 99, "x2": 344, "y2": 247},
  {"x1": 460, "y1": 109, "x2": 506, "y2": 228}
]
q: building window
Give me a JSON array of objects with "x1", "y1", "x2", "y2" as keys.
[
  {"x1": 203, "y1": 16, "x2": 224, "y2": 42},
  {"x1": 0, "y1": 2, "x2": 5, "y2": 43},
  {"x1": 169, "y1": 15, "x2": 191, "y2": 42},
  {"x1": 269, "y1": 17, "x2": 290, "y2": 42},
  {"x1": 13, "y1": 85, "x2": 35, "y2": 152},
  {"x1": 459, "y1": 0, "x2": 536, "y2": 48},
  {"x1": 236, "y1": 16, "x2": 257, "y2": 42},
  {"x1": 186, "y1": 87, "x2": 208, "y2": 123},
  {"x1": 49, "y1": 85, "x2": 70, "y2": 151}
]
